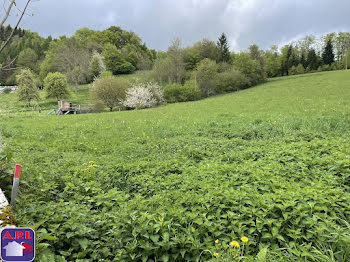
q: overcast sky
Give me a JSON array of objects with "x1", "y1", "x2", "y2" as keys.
[{"x1": 7, "y1": 0, "x2": 350, "y2": 51}]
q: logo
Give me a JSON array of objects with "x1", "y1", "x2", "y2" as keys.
[{"x1": 0, "y1": 228, "x2": 35, "y2": 262}]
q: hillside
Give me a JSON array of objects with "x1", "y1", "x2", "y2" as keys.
[{"x1": 0, "y1": 70, "x2": 350, "y2": 261}]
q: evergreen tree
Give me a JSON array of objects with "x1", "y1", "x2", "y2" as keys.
[
  {"x1": 322, "y1": 39, "x2": 335, "y2": 65},
  {"x1": 307, "y1": 49, "x2": 318, "y2": 70},
  {"x1": 217, "y1": 33, "x2": 231, "y2": 63},
  {"x1": 280, "y1": 45, "x2": 293, "y2": 75},
  {"x1": 290, "y1": 49, "x2": 299, "y2": 67},
  {"x1": 300, "y1": 52, "x2": 307, "y2": 69}
]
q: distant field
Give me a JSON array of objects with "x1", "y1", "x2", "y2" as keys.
[
  {"x1": 0, "y1": 70, "x2": 152, "y2": 114},
  {"x1": 1, "y1": 70, "x2": 350, "y2": 261}
]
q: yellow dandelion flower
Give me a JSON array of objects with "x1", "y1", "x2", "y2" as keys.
[
  {"x1": 215, "y1": 239, "x2": 219, "y2": 244},
  {"x1": 229, "y1": 241, "x2": 240, "y2": 248},
  {"x1": 82, "y1": 163, "x2": 87, "y2": 166},
  {"x1": 241, "y1": 236, "x2": 248, "y2": 243},
  {"x1": 89, "y1": 161, "x2": 94, "y2": 164},
  {"x1": 213, "y1": 252, "x2": 219, "y2": 258},
  {"x1": 93, "y1": 164, "x2": 98, "y2": 167}
]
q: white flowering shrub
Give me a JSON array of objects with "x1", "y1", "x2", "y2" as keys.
[
  {"x1": 93, "y1": 51, "x2": 106, "y2": 72},
  {"x1": 123, "y1": 82, "x2": 164, "y2": 109}
]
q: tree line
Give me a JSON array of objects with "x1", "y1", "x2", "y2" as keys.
[
  {"x1": 4, "y1": 26, "x2": 350, "y2": 111},
  {"x1": 265, "y1": 33, "x2": 350, "y2": 77},
  {"x1": 0, "y1": 25, "x2": 156, "y2": 87}
]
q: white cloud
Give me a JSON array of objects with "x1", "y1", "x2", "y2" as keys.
[{"x1": 7, "y1": 0, "x2": 350, "y2": 51}]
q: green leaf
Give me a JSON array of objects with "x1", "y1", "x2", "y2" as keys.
[
  {"x1": 77, "y1": 238, "x2": 89, "y2": 250},
  {"x1": 142, "y1": 254, "x2": 148, "y2": 262},
  {"x1": 40, "y1": 234, "x2": 58, "y2": 241},
  {"x1": 261, "y1": 233, "x2": 272, "y2": 240},
  {"x1": 193, "y1": 218, "x2": 203, "y2": 225},
  {"x1": 150, "y1": 235, "x2": 160, "y2": 243},
  {"x1": 272, "y1": 227, "x2": 279, "y2": 237},
  {"x1": 255, "y1": 247, "x2": 268, "y2": 262},
  {"x1": 276, "y1": 234, "x2": 285, "y2": 242},
  {"x1": 162, "y1": 254, "x2": 169, "y2": 262},
  {"x1": 180, "y1": 249, "x2": 186, "y2": 258},
  {"x1": 66, "y1": 232, "x2": 75, "y2": 239}
]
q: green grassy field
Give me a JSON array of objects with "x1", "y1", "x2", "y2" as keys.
[
  {"x1": 1, "y1": 70, "x2": 350, "y2": 261},
  {"x1": 0, "y1": 71, "x2": 152, "y2": 115}
]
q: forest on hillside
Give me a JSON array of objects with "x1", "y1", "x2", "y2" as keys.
[
  {"x1": 0, "y1": 26, "x2": 156, "y2": 86},
  {"x1": 1, "y1": 25, "x2": 349, "y2": 88}
]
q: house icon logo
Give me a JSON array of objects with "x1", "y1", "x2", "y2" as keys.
[
  {"x1": 1, "y1": 228, "x2": 35, "y2": 262},
  {"x1": 3, "y1": 241, "x2": 26, "y2": 256}
]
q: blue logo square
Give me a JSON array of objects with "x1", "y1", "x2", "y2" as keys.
[{"x1": 1, "y1": 228, "x2": 35, "y2": 262}]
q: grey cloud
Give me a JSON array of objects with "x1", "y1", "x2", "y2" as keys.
[{"x1": 6, "y1": 0, "x2": 350, "y2": 51}]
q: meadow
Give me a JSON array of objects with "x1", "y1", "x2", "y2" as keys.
[{"x1": 0, "y1": 70, "x2": 350, "y2": 261}]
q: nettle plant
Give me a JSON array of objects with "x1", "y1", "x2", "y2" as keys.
[{"x1": 123, "y1": 82, "x2": 164, "y2": 109}]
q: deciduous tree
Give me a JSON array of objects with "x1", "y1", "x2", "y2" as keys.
[
  {"x1": 197, "y1": 58, "x2": 218, "y2": 97},
  {"x1": 16, "y1": 68, "x2": 40, "y2": 105},
  {"x1": 234, "y1": 52, "x2": 266, "y2": 86},
  {"x1": 102, "y1": 43, "x2": 135, "y2": 75},
  {"x1": 167, "y1": 38, "x2": 185, "y2": 83},
  {"x1": 44, "y1": 72, "x2": 70, "y2": 100},
  {"x1": 17, "y1": 48, "x2": 38, "y2": 72},
  {"x1": 91, "y1": 76, "x2": 127, "y2": 111},
  {"x1": 194, "y1": 39, "x2": 219, "y2": 61}
]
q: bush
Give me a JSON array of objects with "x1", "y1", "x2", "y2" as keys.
[
  {"x1": 289, "y1": 64, "x2": 305, "y2": 75},
  {"x1": 44, "y1": 72, "x2": 70, "y2": 100},
  {"x1": 123, "y1": 82, "x2": 164, "y2": 109},
  {"x1": 322, "y1": 64, "x2": 331, "y2": 71},
  {"x1": 289, "y1": 66, "x2": 298, "y2": 75},
  {"x1": 306, "y1": 66, "x2": 313, "y2": 73},
  {"x1": 183, "y1": 80, "x2": 201, "y2": 101},
  {"x1": 35, "y1": 77, "x2": 43, "y2": 89},
  {"x1": 92, "y1": 100, "x2": 105, "y2": 113},
  {"x1": 215, "y1": 69, "x2": 249, "y2": 93},
  {"x1": 164, "y1": 83, "x2": 182, "y2": 103},
  {"x1": 2, "y1": 87, "x2": 12, "y2": 94},
  {"x1": 91, "y1": 76, "x2": 128, "y2": 111},
  {"x1": 117, "y1": 62, "x2": 136, "y2": 74},
  {"x1": 295, "y1": 64, "x2": 305, "y2": 75},
  {"x1": 164, "y1": 81, "x2": 201, "y2": 103},
  {"x1": 217, "y1": 62, "x2": 232, "y2": 73},
  {"x1": 5, "y1": 71, "x2": 18, "y2": 86},
  {"x1": 331, "y1": 62, "x2": 343, "y2": 71},
  {"x1": 100, "y1": 71, "x2": 113, "y2": 78}
]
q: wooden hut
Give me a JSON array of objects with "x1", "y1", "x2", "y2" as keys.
[{"x1": 56, "y1": 100, "x2": 92, "y2": 115}]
